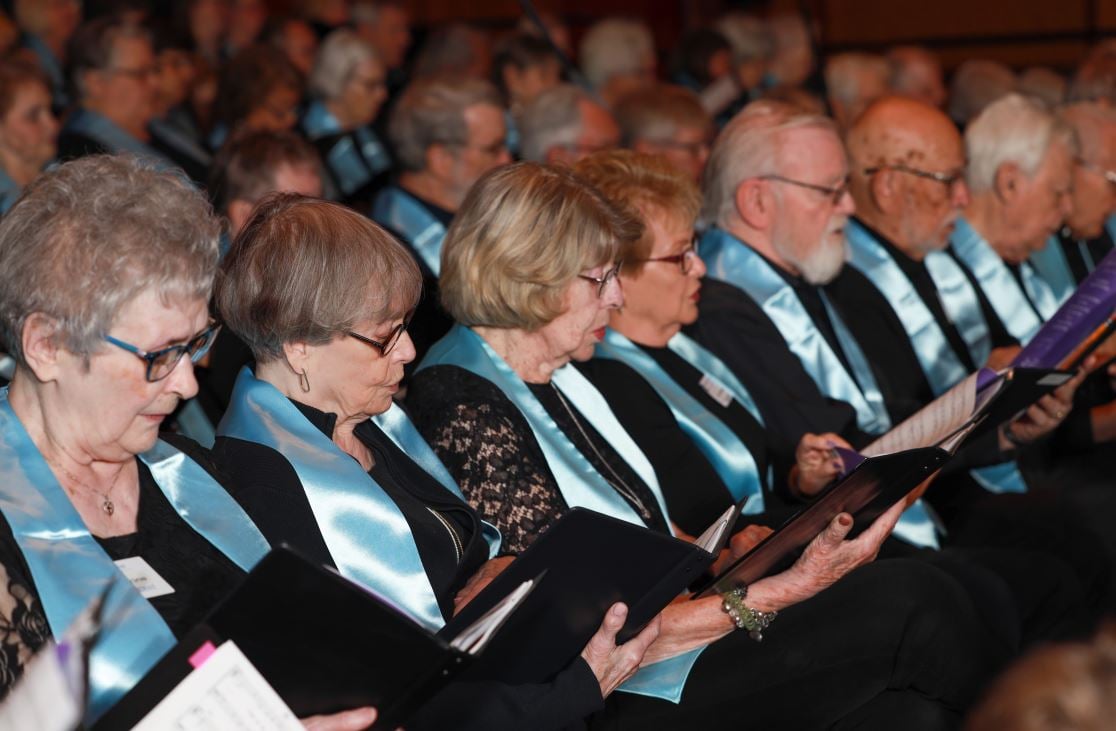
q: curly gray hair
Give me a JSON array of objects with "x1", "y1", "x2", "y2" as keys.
[{"x1": 0, "y1": 155, "x2": 220, "y2": 365}]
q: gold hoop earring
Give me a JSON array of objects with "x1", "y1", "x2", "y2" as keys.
[{"x1": 298, "y1": 369, "x2": 311, "y2": 393}]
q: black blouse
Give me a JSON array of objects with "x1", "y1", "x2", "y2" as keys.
[
  {"x1": 0, "y1": 435, "x2": 245, "y2": 700},
  {"x1": 210, "y1": 400, "x2": 489, "y2": 622},
  {"x1": 407, "y1": 365, "x2": 672, "y2": 555},
  {"x1": 575, "y1": 354, "x2": 797, "y2": 535}
]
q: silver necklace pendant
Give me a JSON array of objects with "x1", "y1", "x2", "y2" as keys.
[{"x1": 102, "y1": 497, "x2": 115, "y2": 516}]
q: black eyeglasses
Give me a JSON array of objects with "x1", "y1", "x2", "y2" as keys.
[
  {"x1": 346, "y1": 317, "x2": 410, "y2": 356},
  {"x1": 863, "y1": 163, "x2": 966, "y2": 189},
  {"x1": 578, "y1": 262, "x2": 623, "y2": 297},
  {"x1": 633, "y1": 238, "x2": 700, "y2": 274},
  {"x1": 105, "y1": 321, "x2": 221, "y2": 382},
  {"x1": 759, "y1": 174, "x2": 850, "y2": 204}
]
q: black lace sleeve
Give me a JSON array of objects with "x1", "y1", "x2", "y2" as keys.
[
  {"x1": 0, "y1": 523, "x2": 51, "y2": 701},
  {"x1": 407, "y1": 365, "x2": 569, "y2": 555}
]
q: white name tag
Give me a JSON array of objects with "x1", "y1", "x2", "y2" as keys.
[
  {"x1": 114, "y1": 557, "x2": 175, "y2": 599},
  {"x1": 699, "y1": 374, "x2": 734, "y2": 408}
]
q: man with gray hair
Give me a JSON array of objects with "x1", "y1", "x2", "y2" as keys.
[
  {"x1": 578, "y1": 18, "x2": 656, "y2": 106},
  {"x1": 371, "y1": 77, "x2": 509, "y2": 363},
  {"x1": 937, "y1": 93, "x2": 1075, "y2": 350},
  {"x1": 518, "y1": 83, "x2": 620, "y2": 165},
  {"x1": 686, "y1": 101, "x2": 1100, "y2": 640},
  {"x1": 824, "y1": 52, "x2": 890, "y2": 129},
  {"x1": 1031, "y1": 102, "x2": 1116, "y2": 302}
]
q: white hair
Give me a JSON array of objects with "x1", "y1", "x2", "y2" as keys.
[
  {"x1": 701, "y1": 101, "x2": 835, "y2": 228},
  {"x1": 579, "y1": 18, "x2": 654, "y2": 89},
  {"x1": 965, "y1": 92, "x2": 1077, "y2": 193},
  {"x1": 518, "y1": 83, "x2": 591, "y2": 162},
  {"x1": 948, "y1": 59, "x2": 1016, "y2": 125},
  {"x1": 309, "y1": 29, "x2": 378, "y2": 100}
]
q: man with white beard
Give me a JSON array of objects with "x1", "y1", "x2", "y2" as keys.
[{"x1": 686, "y1": 100, "x2": 1103, "y2": 636}]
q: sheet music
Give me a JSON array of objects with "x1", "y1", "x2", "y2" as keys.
[
  {"x1": 862, "y1": 370, "x2": 987, "y2": 457},
  {"x1": 134, "y1": 641, "x2": 303, "y2": 731}
]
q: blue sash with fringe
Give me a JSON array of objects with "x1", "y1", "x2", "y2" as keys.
[
  {"x1": 418, "y1": 325, "x2": 703, "y2": 703},
  {"x1": 217, "y1": 368, "x2": 500, "y2": 631},
  {"x1": 0, "y1": 390, "x2": 268, "y2": 723}
]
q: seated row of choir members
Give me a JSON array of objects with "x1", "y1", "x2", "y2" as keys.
[
  {"x1": 404, "y1": 161, "x2": 1013, "y2": 729},
  {"x1": 676, "y1": 101, "x2": 1109, "y2": 629},
  {"x1": 208, "y1": 194, "x2": 658, "y2": 730},
  {"x1": 0, "y1": 59, "x2": 57, "y2": 214},
  {"x1": 0, "y1": 156, "x2": 302, "y2": 723}
]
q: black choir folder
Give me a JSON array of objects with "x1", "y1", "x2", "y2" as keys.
[
  {"x1": 694, "y1": 447, "x2": 949, "y2": 598},
  {"x1": 94, "y1": 546, "x2": 537, "y2": 731},
  {"x1": 96, "y1": 504, "x2": 737, "y2": 730},
  {"x1": 440, "y1": 503, "x2": 738, "y2": 684}
]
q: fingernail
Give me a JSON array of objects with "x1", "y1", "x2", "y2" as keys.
[{"x1": 839, "y1": 515, "x2": 852, "y2": 527}]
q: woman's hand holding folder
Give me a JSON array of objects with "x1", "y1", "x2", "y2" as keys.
[{"x1": 580, "y1": 604, "x2": 663, "y2": 698}]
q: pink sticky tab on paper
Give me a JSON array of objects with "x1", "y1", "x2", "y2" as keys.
[{"x1": 188, "y1": 641, "x2": 218, "y2": 668}]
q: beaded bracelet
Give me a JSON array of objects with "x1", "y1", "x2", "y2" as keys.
[{"x1": 721, "y1": 585, "x2": 778, "y2": 641}]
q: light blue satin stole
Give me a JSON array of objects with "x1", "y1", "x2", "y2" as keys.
[
  {"x1": 700, "y1": 229, "x2": 939, "y2": 545},
  {"x1": 948, "y1": 217, "x2": 1059, "y2": 344},
  {"x1": 595, "y1": 330, "x2": 766, "y2": 512},
  {"x1": 418, "y1": 325, "x2": 703, "y2": 703},
  {"x1": 63, "y1": 109, "x2": 176, "y2": 170},
  {"x1": 371, "y1": 186, "x2": 447, "y2": 275},
  {"x1": 1029, "y1": 235, "x2": 1078, "y2": 306},
  {"x1": 847, "y1": 221, "x2": 1028, "y2": 494},
  {"x1": 303, "y1": 101, "x2": 391, "y2": 196},
  {"x1": 923, "y1": 249, "x2": 993, "y2": 367},
  {"x1": 0, "y1": 390, "x2": 269, "y2": 723},
  {"x1": 700, "y1": 227, "x2": 891, "y2": 435},
  {"x1": 217, "y1": 367, "x2": 499, "y2": 631}
]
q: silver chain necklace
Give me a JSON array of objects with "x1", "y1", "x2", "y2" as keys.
[
  {"x1": 44, "y1": 455, "x2": 124, "y2": 516},
  {"x1": 548, "y1": 382, "x2": 654, "y2": 522}
]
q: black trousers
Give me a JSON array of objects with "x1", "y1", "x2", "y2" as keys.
[{"x1": 590, "y1": 559, "x2": 1012, "y2": 731}]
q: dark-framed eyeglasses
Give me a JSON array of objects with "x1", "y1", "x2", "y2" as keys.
[
  {"x1": 104, "y1": 321, "x2": 221, "y2": 383},
  {"x1": 633, "y1": 238, "x2": 700, "y2": 274},
  {"x1": 759, "y1": 173, "x2": 850, "y2": 204},
  {"x1": 578, "y1": 261, "x2": 623, "y2": 297},
  {"x1": 346, "y1": 317, "x2": 411, "y2": 356},
  {"x1": 863, "y1": 163, "x2": 966, "y2": 189}
]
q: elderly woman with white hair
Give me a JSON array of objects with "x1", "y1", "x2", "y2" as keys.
[
  {"x1": 301, "y1": 29, "x2": 392, "y2": 205},
  {"x1": 407, "y1": 161, "x2": 1011, "y2": 729},
  {"x1": 0, "y1": 156, "x2": 377, "y2": 731}
]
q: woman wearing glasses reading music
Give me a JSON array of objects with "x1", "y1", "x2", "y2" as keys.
[
  {"x1": 0, "y1": 156, "x2": 377, "y2": 731},
  {"x1": 406, "y1": 161, "x2": 1012, "y2": 730},
  {"x1": 209, "y1": 193, "x2": 659, "y2": 731}
]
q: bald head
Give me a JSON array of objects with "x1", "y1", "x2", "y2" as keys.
[{"x1": 847, "y1": 96, "x2": 969, "y2": 259}]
